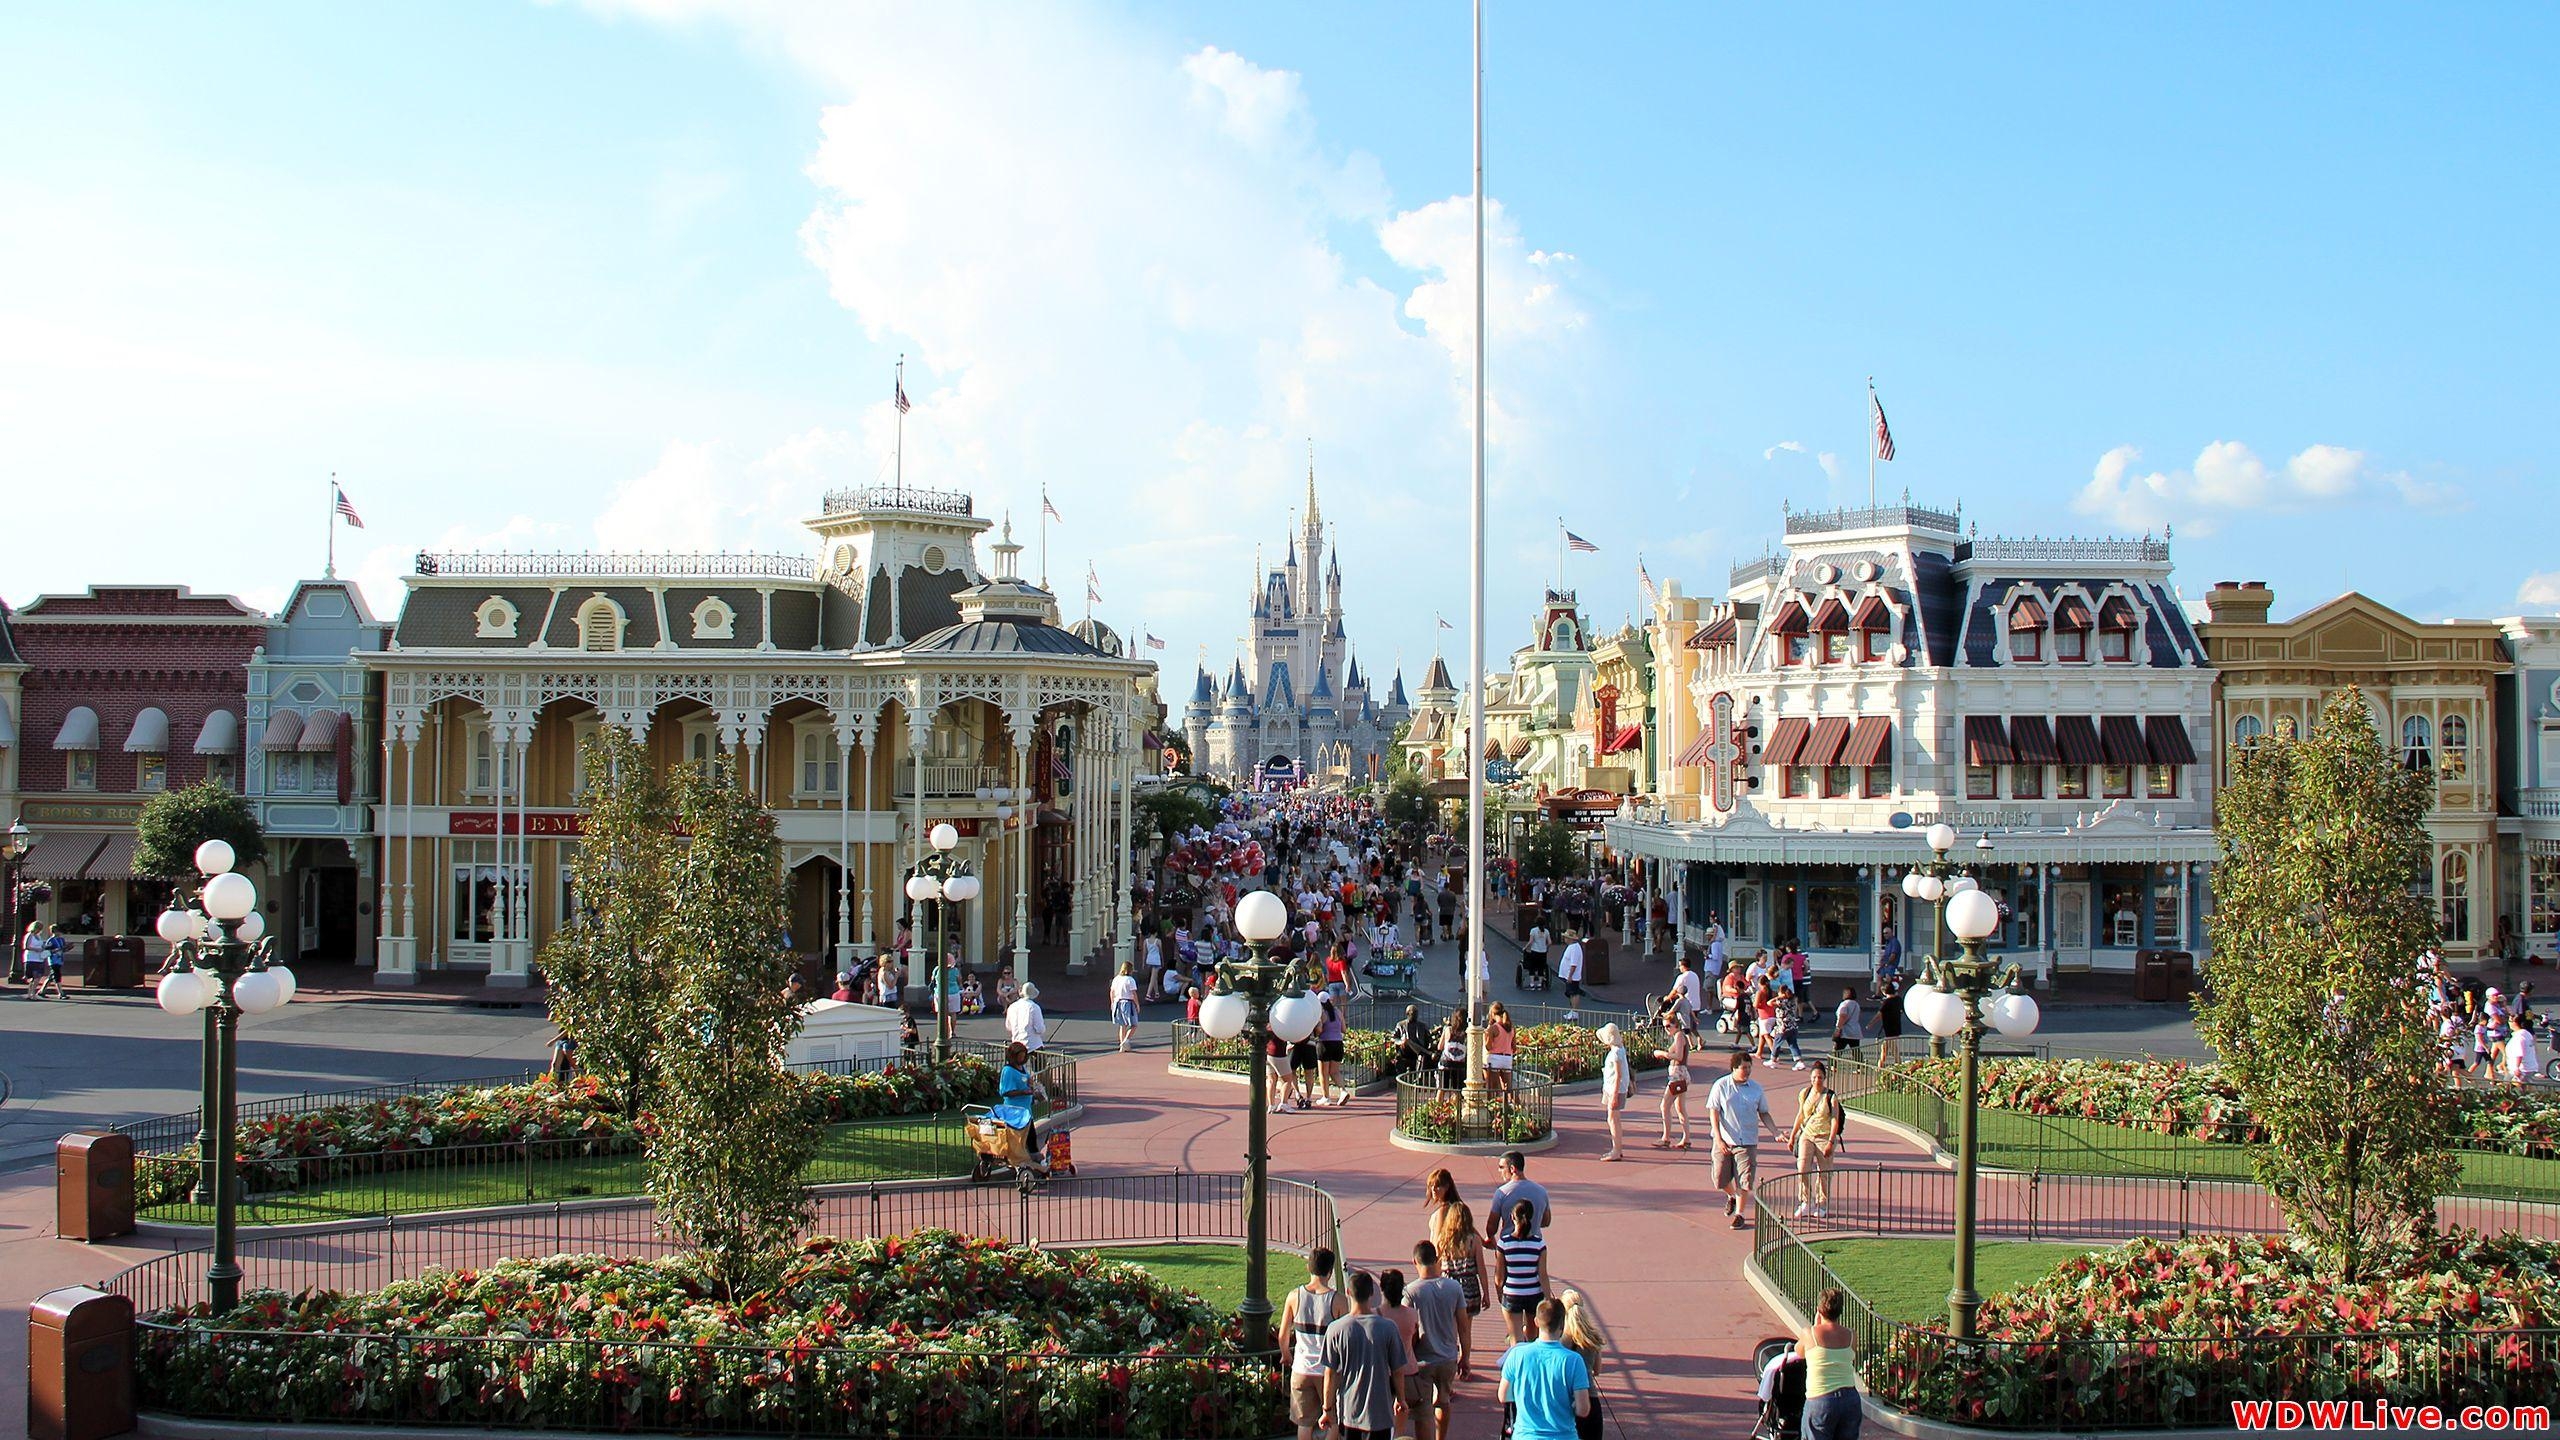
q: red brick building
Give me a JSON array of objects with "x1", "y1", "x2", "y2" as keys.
[{"x1": 12, "y1": 586, "x2": 266, "y2": 944}]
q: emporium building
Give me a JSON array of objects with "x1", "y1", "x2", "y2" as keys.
[
  {"x1": 1609, "y1": 502, "x2": 2217, "y2": 980},
  {"x1": 362, "y1": 484, "x2": 1155, "y2": 992}
]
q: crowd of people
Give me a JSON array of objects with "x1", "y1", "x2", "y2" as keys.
[{"x1": 2425, "y1": 949, "x2": 2546, "y2": 1084}]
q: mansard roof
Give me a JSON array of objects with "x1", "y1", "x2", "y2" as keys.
[{"x1": 1422, "y1": 654, "x2": 1455, "y2": 692}]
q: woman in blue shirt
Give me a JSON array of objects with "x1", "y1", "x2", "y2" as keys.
[{"x1": 995, "y1": 1040, "x2": 1041, "y2": 1152}]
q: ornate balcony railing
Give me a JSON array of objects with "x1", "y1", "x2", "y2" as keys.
[
  {"x1": 892, "y1": 762, "x2": 1004, "y2": 799},
  {"x1": 413, "y1": 551, "x2": 817, "y2": 580},
  {"x1": 1729, "y1": 554, "x2": 1783, "y2": 586},
  {"x1": 1959, "y1": 535, "x2": 2172, "y2": 564},
  {"x1": 2520, "y1": 788, "x2": 2560, "y2": 821},
  {"x1": 822, "y1": 484, "x2": 975, "y2": 518},
  {"x1": 1783, "y1": 502, "x2": 1961, "y2": 536}
]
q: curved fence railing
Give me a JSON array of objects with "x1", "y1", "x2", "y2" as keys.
[
  {"x1": 1166, "y1": 1021, "x2": 1384, "y2": 1094},
  {"x1": 1749, "y1": 1165, "x2": 2560, "y2": 1431},
  {"x1": 1392, "y1": 1070, "x2": 1554, "y2": 1145},
  {"x1": 110, "y1": 1170, "x2": 1329, "y2": 1439}
]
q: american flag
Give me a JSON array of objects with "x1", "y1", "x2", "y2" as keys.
[
  {"x1": 333, "y1": 485, "x2": 364, "y2": 528},
  {"x1": 894, "y1": 379, "x2": 911, "y2": 414},
  {"x1": 1637, "y1": 557, "x2": 1657, "y2": 610},
  {"x1": 1043, "y1": 493, "x2": 1064, "y2": 522},
  {"x1": 1051, "y1": 752, "x2": 1071, "y2": 782},
  {"x1": 1143, "y1": 633, "x2": 1165, "y2": 651},
  {"x1": 1085, "y1": 565, "x2": 1103, "y2": 606},
  {"x1": 1564, "y1": 529, "x2": 1599, "y2": 554},
  {"x1": 1437, "y1": 613, "x2": 1454, "y2": 630},
  {"x1": 1872, "y1": 388, "x2": 1895, "y2": 462}
]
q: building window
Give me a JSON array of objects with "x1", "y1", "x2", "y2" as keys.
[
  {"x1": 2149, "y1": 880, "x2": 2184, "y2": 946},
  {"x1": 2440, "y1": 715, "x2": 2469, "y2": 780},
  {"x1": 1784, "y1": 634, "x2": 1811, "y2": 666},
  {"x1": 2058, "y1": 765, "x2": 2090, "y2": 799},
  {"x1": 2101, "y1": 764, "x2": 2133, "y2": 798},
  {"x1": 796, "y1": 729, "x2": 843, "y2": 799},
  {"x1": 2530, "y1": 852, "x2": 2560, "y2": 937},
  {"x1": 2400, "y1": 715, "x2": 2433, "y2": 772},
  {"x1": 2007, "y1": 600, "x2": 2045, "y2": 661},
  {"x1": 1862, "y1": 763, "x2": 1890, "y2": 797},
  {"x1": 204, "y1": 755, "x2": 237, "y2": 790},
  {"x1": 1806, "y1": 885, "x2": 1861, "y2": 949},
  {"x1": 2101, "y1": 883, "x2": 2141, "y2": 946},
  {"x1": 1730, "y1": 885, "x2": 1761, "y2": 944},
  {"x1": 474, "y1": 597, "x2": 520, "y2": 638},
  {"x1": 2441, "y1": 851, "x2": 2471, "y2": 943},
  {"x1": 1860, "y1": 627, "x2": 1889, "y2": 662},
  {"x1": 1783, "y1": 764, "x2": 1811, "y2": 798},
  {"x1": 2100, "y1": 628, "x2": 2131, "y2": 661},
  {"x1": 2010, "y1": 885, "x2": 2041, "y2": 949},
  {"x1": 578, "y1": 597, "x2": 625, "y2": 653},
  {"x1": 136, "y1": 754, "x2": 167, "y2": 792},
  {"x1": 2233, "y1": 714, "x2": 2264, "y2": 750},
  {"x1": 1823, "y1": 764, "x2": 1852, "y2": 797},
  {"x1": 450, "y1": 848, "x2": 531, "y2": 944},
  {"x1": 684, "y1": 722, "x2": 721, "y2": 782},
  {"x1": 690, "y1": 597, "x2": 736, "y2": 640},
  {"x1": 2010, "y1": 765, "x2": 2043, "y2": 798},
  {"x1": 273, "y1": 755, "x2": 305, "y2": 792},
  {"x1": 465, "y1": 721, "x2": 518, "y2": 797},
  {"x1": 1966, "y1": 764, "x2": 1997, "y2": 799},
  {"x1": 2273, "y1": 715, "x2": 2298, "y2": 741},
  {"x1": 1822, "y1": 630, "x2": 1851, "y2": 664},
  {"x1": 566, "y1": 719, "x2": 604, "y2": 800},
  {"x1": 2055, "y1": 627, "x2": 2087, "y2": 662},
  {"x1": 2145, "y1": 764, "x2": 2178, "y2": 798},
  {"x1": 67, "y1": 751, "x2": 96, "y2": 791}
]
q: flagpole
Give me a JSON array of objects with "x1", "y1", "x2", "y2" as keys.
[
  {"x1": 1464, "y1": 0, "x2": 1488, "y2": 1094},
  {"x1": 894, "y1": 355, "x2": 906, "y2": 494},
  {"x1": 326, "y1": 473, "x2": 337, "y2": 579},
  {"x1": 1041, "y1": 485, "x2": 1051, "y2": 590},
  {"x1": 1867, "y1": 376, "x2": 1876, "y2": 511}
]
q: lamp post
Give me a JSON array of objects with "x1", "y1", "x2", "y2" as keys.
[
  {"x1": 1900, "y1": 823, "x2": 1988, "y2": 1060},
  {"x1": 905, "y1": 822, "x2": 981, "y2": 1065},
  {"x1": 1906, "y1": 879, "x2": 2039, "y2": 1339},
  {"x1": 152, "y1": 838, "x2": 298, "y2": 1314},
  {"x1": 3, "y1": 819, "x2": 31, "y2": 972},
  {"x1": 1195, "y1": 888, "x2": 1323, "y2": 1356}
]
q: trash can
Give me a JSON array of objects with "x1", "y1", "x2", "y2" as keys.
[
  {"x1": 80, "y1": 937, "x2": 143, "y2": 990},
  {"x1": 2165, "y1": 950, "x2": 2196, "y2": 1001},
  {"x1": 27, "y1": 1286, "x2": 135, "y2": 1440},
  {"x1": 56, "y1": 1131, "x2": 135, "y2": 1242},
  {"x1": 1582, "y1": 932, "x2": 1612, "y2": 987},
  {"x1": 2133, "y1": 949, "x2": 2171, "y2": 1003}
]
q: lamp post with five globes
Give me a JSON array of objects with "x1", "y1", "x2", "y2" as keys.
[
  {"x1": 1897, "y1": 827, "x2": 2040, "y2": 1340},
  {"x1": 904, "y1": 822, "x2": 982, "y2": 1065},
  {"x1": 1194, "y1": 889, "x2": 1323, "y2": 1356},
  {"x1": 152, "y1": 838, "x2": 299, "y2": 1314}
]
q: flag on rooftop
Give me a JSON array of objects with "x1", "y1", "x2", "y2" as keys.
[
  {"x1": 332, "y1": 485, "x2": 364, "y2": 528},
  {"x1": 1564, "y1": 530, "x2": 1599, "y2": 554}
]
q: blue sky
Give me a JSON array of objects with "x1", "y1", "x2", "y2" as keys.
[{"x1": 5, "y1": 2, "x2": 2555, "y2": 687}]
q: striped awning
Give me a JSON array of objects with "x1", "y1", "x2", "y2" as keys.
[
  {"x1": 2099, "y1": 596, "x2": 2140, "y2": 631},
  {"x1": 2145, "y1": 715, "x2": 2197, "y2": 765},
  {"x1": 193, "y1": 710, "x2": 240, "y2": 755},
  {"x1": 261, "y1": 710, "x2": 306, "y2": 752},
  {"x1": 1809, "y1": 598, "x2": 1848, "y2": 631},
  {"x1": 1843, "y1": 715, "x2": 1893, "y2": 768},
  {"x1": 2100, "y1": 715, "x2": 2149, "y2": 766},
  {"x1": 1686, "y1": 616, "x2": 1738, "y2": 649},
  {"x1": 2055, "y1": 715, "x2": 2104, "y2": 766},
  {"x1": 2008, "y1": 715, "x2": 2063, "y2": 766},
  {"x1": 1600, "y1": 724, "x2": 1643, "y2": 756},
  {"x1": 1965, "y1": 715, "x2": 2013, "y2": 765},
  {"x1": 1851, "y1": 594, "x2": 1891, "y2": 628},
  {"x1": 1802, "y1": 716, "x2": 1852, "y2": 769},
  {"x1": 1673, "y1": 728, "x2": 1717, "y2": 768},
  {"x1": 1768, "y1": 604, "x2": 1809, "y2": 635},
  {"x1": 2055, "y1": 596, "x2": 2095, "y2": 630},
  {"x1": 84, "y1": 833, "x2": 141, "y2": 880},
  {"x1": 298, "y1": 709, "x2": 344, "y2": 753},
  {"x1": 2006, "y1": 596, "x2": 2048, "y2": 628},
  {"x1": 21, "y1": 832, "x2": 107, "y2": 880},
  {"x1": 123, "y1": 707, "x2": 170, "y2": 753},
  {"x1": 1761, "y1": 716, "x2": 1811, "y2": 768}
]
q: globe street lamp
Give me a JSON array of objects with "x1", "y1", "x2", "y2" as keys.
[
  {"x1": 153, "y1": 838, "x2": 298, "y2": 1314},
  {"x1": 905, "y1": 822, "x2": 981, "y2": 1065},
  {"x1": 1195, "y1": 888, "x2": 1323, "y2": 1356},
  {"x1": 1908, "y1": 882, "x2": 2039, "y2": 1339},
  {"x1": 1900, "y1": 824, "x2": 1990, "y2": 1059}
]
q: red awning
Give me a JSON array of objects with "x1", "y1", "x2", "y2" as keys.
[
  {"x1": 2054, "y1": 715, "x2": 2104, "y2": 766},
  {"x1": 1802, "y1": 716, "x2": 1852, "y2": 769},
  {"x1": 1673, "y1": 729, "x2": 1717, "y2": 768},
  {"x1": 1843, "y1": 715, "x2": 1893, "y2": 768},
  {"x1": 1964, "y1": 715, "x2": 2013, "y2": 765},
  {"x1": 2100, "y1": 715, "x2": 2148, "y2": 766},
  {"x1": 2055, "y1": 596, "x2": 2095, "y2": 630},
  {"x1": 1851, "y1": 594, "x2": 1891, "y2": 629},
  {"x1": 1601, "y1": 724, "x2": 1643, "y2": 756},
  {"x1": 2006, "y1": 596, "x2": 2048, "y2": 629},
  {"x1": 1809, "y1": 598, "x2": 1849, "y2": 631},
  {"x1": 2145, "y1": 715, "x2": 2197, "y2": 765},
  {"x1": 2008, "y1": 714, "x2": 2063, "y2": 765},
  {"x1": 1768, "y1": 604, "x2": 1809, "y2": 635},
  {"x1": 1761, "y1": 716, "x2": 1811, "y2": 768},
  {"x1": 1686, "y1": 616, "x2": 1738, "y2": 649},
  {"x1": 2099, "y1": 596, "x2": 2140, "y2": 632}
]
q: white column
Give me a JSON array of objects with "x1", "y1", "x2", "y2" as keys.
[
  {"x1": 489, "y1": 729, "x2": 532, "y2": 987},
  {"x1": 858, "y1": 740, "x2": 877, "y2": 955},
  {"x1": 835, "y1": 737, "x2": 857, "y2": 975},
  {"x1": 1114, "y1": 718, "x2": 1135, "y2": 971},
  {"x1": 377, "y1": 729, "x2": 418, "y2": 986},
  {"x1": 908, "y1": 727, "x2": 930, "y2": 1000},
  {"x1": 1012, "y1": 739, "x2": 1032, "y2": 985},
  {"x1": 1067, "y1": 724, "x2": 1093, "y2": 974}
]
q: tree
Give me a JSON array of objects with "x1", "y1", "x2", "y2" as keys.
[
  {"x1": 645, "y1": 757, "x2": 815, "y2": 1296},
  {"x1": 1381, "y1": 771, "x2": 1434, "y2": 830},
  {"x1": 543, "y1": 729, "x2": 680, "y2": 1118},
  {"x1": 2197, "y1": 687, "x2": 2454, "y2": 1279},
  {"x1": 1160, "y1": 731, "x2": 1193, "y2": 773},
  {"x1": 1519, "y1": 819, "x2": 1581, "y2": 885},
  {"x1": 1133, "y1": 781, "x2": 1220, "y2": 852},
  {"x1": 133, "y1": 781, "x2": 265, "y2": 880}
]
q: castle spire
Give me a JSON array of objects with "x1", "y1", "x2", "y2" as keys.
[{"x1": 1306, "y1": 439, "x2": 1322, "y2": 534}]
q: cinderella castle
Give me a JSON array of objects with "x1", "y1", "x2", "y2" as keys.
[{"x1": 1185, "y1": 469, "x2": 1410, "y2": 787}]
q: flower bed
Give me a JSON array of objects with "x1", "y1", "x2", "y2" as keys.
[
  {"x1": 139, "y1": 1229, "x2": 1281, "y2": 1437},
  {"x1": 1868, "y1": 1231, "x2": 2560, "y2": 1430},
  {"x1": 1396, "y1": 1091, "x2": 1552, "y2": 1145},
  {"x1": 1885, "y1": 1055, "x2": 2560, "y2": 1157},
  {"x1": 1174, "y1": 1022, "x2": 1663, "y2": 1087},
  {"x1": 136, "y1": 1059, "x2": 1000, "y2": 1212}
]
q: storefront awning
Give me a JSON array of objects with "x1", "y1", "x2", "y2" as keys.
[
  {"x1": 260, "y1": 710, "x2": 306, "y2": 752},
  {"x1": 1850, "y1": 594, "x2": 1891, "y2": 629},
  {"x1": 1605, "y1": 815, "x2": 2221, "y2": 868},
  {"x1": 21, "y1": 832, "x2": 107, "y2": 880},
  {"x1": 2144, "y1": 715, "x2": 2197, "y2": 766},
  {"x1": 1761, "y1": 716, "x2": 1811, "y2": 769},
  {"x1": 1673, "y1": 728, "x2": 1717, "y2": 768},
  {"x1": 84, "y1": 833, "x2": 141, "y2": 880},
  {"x1": 2008, "y1": 714, "x2": 2062, "y2": 766},
  {"x1": 2100, "y1": 715, "x2": 2148, "y2": 766},
  {"x1": 1600, "y1": 724, "x2": 1643, "y2": 756},
  {"x1": 123, "y1": 707, "x2": 170, "y2": 753},
  {"x1": 1964, "y1": 715, "x2": 2013, "y2": 765},
  {"x1": 54, "y1": 706, "x2": 100, "y2": 751},
  {"x1": 298, "y1": 709, "x2": 344, "y2": 753},
  {"x1": 1843, "y1": 715, "x2": 1893, "y2": 768},
  {"x1": 194, "y1": 709, "x2": 240, "y2": 755},
  {"x1": 1809, "y1": 598, "x2": 1848, "y2": 631},
  {"x1": 2054, "y1": 714, "x2": 2104, "y2": 766},
  {"x1": 1802, "y1": 716, "x2": 1852, "y2": 769},
  {"x1": 1768, "y1": 604, "x2": 1809, "y2": 635},
  {"x1": 1686, "y1": 616, "x2": 1738, "y2": 649},
  {"x1": 1522, "y1": 749, "x2": 1555, "y2": 777}
]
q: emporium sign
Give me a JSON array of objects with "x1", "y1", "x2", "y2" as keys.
[{"x1": 450, "y1": 811, "x2": 587, "y2": 837}]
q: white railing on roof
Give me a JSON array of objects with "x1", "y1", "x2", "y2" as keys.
[
  {"x1": 822, "y1": 485, "x2": 975, "y2": 518},
  {"x1": 1959, "y1": 536, "x2": 2172, "y2": 564},
  {"x1": 1783, "y1": 503, "x2": 1961, "y2": 536},
  {"x1": 413, "y1": 551, "x2": 817, "y2": 580}
]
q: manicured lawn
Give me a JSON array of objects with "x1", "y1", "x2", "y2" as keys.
[
  {"x1": 1089, "y1": 1243, "x2": 1249, "y2": 1312},
  {"x1": 1845, "y1": 1088, "x2": 2560, "y2": 1201},
  {"x1": 1807, "y1": 1238, "x2": 2092, "y2": 1327},
  {"x1": 147, "y1": 1112, "x2": 970, "y2": 1226}
]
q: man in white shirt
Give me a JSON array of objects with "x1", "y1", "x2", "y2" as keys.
[
  {"x1": 1006, "y1": 982, "x2": 1049, "y2": 1053},
  {"x1": 1557, "y1": 934, "x2": 1586, "y2": 1021}
]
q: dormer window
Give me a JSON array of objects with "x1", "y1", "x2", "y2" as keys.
[
  {"x1": 2053, "y1": 596, "x2": 2092, "y2": 662},
  {"x1": 474, "y1": 597, "x2": 520, "y2": 638},
  {"x1": 1811, "y1": 599, "x2": 1849, "y2": 664},
  {"x1": 577, "y1": 595, "x2": 626, "y2": 653},
  {"x1": 1853, "y1": 595, "x2": 1891, "y2": 661},
  {"x1": 2098, "y1": 596, "x2": 2137, "y2": 662},
  {"x1": 1772, "y1": 604, "x2": 1810, "y2": 665},
  {"x1": 690, "y1": 597, "x2": 736, "y2": 640},
  {"x1": 2006, "y1": 597, "x2": 2046, "y2": 662}
]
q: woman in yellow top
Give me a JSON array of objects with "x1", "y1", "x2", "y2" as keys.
[
  {"x1": 1794, "y1": 1286, "x2": 1861, "y2": 1439},
  {"x1": 1781, "y1": 1059, "x2": 1844, "y2": 1218}
]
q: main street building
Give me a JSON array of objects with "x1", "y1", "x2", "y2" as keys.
[{"x1": 363, "y1": 484, "x2": 1155, "y2": 992}]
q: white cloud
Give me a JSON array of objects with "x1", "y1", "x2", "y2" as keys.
[
  {"x1": 1764, "y1": 440, "x2": 1807, "y2": 460},
  {"x1": 1763, "y1": 439, "x2": 1844, "y2": 483},
  {"x1": 2073, "y1": 440, "x2": 2459, "y2": 536},
  {"x1": 2521, "y1": 572, "x2": 2560, "y2": 609}
]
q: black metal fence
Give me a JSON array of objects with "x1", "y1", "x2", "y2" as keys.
[
  {"x1": 1750, "y1": 1166, "x2": 2560, "y2": 1430},
  {"x1": 1392, "y1": 1070, "x2": 1554, "y2": 1146},
  {"x1": 1165, "y1": 1021, "x2": 1384, "y2": 1094}
]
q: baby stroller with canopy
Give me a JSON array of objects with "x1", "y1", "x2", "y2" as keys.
[{"x1": 1750, "y1": 1337, "x2": 1805, "y2": 1440}]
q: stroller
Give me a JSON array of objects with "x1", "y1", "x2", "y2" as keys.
[
  {"x1": 1751, "y1": 1337, "x2": 1805, "y2": 1440},
  {"x1": 1515, "y1": 949, "x2": 1551, "y2": 992}
]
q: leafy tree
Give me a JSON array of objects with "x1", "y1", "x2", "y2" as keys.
[
  {"x1": 645, "y1": 757, "x2": 815, "y2": 1296},
  {"x1": 1381, "y1": 771, "x2": 1434, "y2": 829},
  {"x1": 1519, "y1": 818, "x2": 1582, "y2": 885},
  {"x1": 543, "y1": 730, "x2": 680, "y2": 1119},
  {"x1": 2198, "y1": 687, "x2": 2453, "y2": 1279},
  {"x1": 1133, "y1": 781, "x2": 1219, "y2": 852},
  {"x1": 134, "y1": 781, "x2": 265, "y2": 880}
]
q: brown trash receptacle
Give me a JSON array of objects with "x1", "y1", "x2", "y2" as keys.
[
  {"x1": 27, "y1": 1286, "x2": 135, "y2": 1440},
  {"x1": 79, "y1": 938, "x2": 109, "y2": 987},
  {"x1": 1582, "y1": 932, "x2": 1612, "y2": 987},
  {"x1": 2165, "y1": 950, "x2": 2196, "y2": 1000},
  {"x1": 80, "y1": 938, "x2": 143, "y2": 990},
  {"x1": 56, "y1": 1132, "x2": 135, "y2": 1242},
  {"x1": 2133, "y1": 949, "x2": 2170, "y2": 1003}
]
